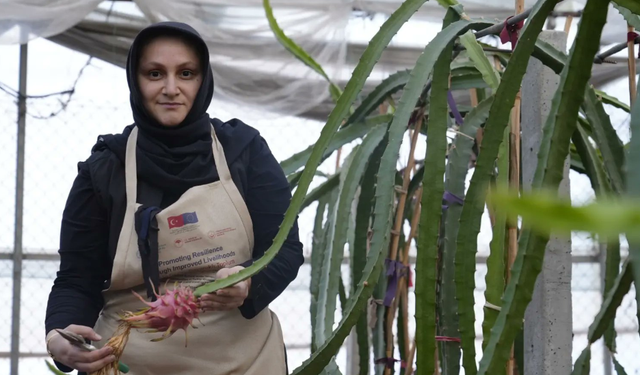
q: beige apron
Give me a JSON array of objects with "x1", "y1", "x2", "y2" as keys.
[{"x1": 93, "y1": 126, "x2": 286, "y2": 375}]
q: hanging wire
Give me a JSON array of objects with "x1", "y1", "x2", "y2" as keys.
[{"x1": 0, "y1": 57, "x2": 93, "y2": 119}]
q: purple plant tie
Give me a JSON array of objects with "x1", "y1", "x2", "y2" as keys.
[
  {"x1": 375, "y1": 357, "x2": 403, "y2": 369},
  {"x1": 500, "y1": 16, "x2": 524, "y2": 50},
  {"x1": 442, "y1": 190, "x2": 464, "y2": 210},
  {"x1": 447, "y1": 91, "x2": 465, "y2": 126},
  {"x1": 628, "y1": 32, "x2": 640, "y2": 59},
  {"x1": 384, "y1": 259, "x2": 407, "y2": 306}
]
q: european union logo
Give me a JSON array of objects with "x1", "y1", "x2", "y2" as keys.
[
  {"x1": 168, "y1": 212, "x2": 199, "y2": 229},
  {"x1": 183, "y1": 212, "x2": 198, "y2": 225}
]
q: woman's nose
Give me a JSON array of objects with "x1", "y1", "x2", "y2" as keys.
[{"x1": 163, "y1": 76, "x2": 179, "y2": 96}]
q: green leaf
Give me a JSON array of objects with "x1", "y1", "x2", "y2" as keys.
[
  {"x1": 315, "y1": 145, "x2": 363, "y2": 355},
  {"x1": 373, "y1": 266, "x2": 387, "y2": 375},
  {"x1": 311, "y1": 189, "x2": 338, "y2": 350},
  {"x1": 595, "y1": 90, "x2": 631, "y2": 112},
  {"x1": 482, "y1": 125, "x2": 509, "y2": 354},
  {"x1": 603, "y1": 240, "x2": 621, "y2": 352},
  {"x1": 532, "y1": 38, "x2": 566, "y2": 74},
  {"x1": 45, "y1": 361, "x2": 68, "y2": 375},
  {"x1": 263, "y1": 0, "x2": 342, "y2": 101},
  {"x1": 415, "y1": 15, "x2": 455, "y2": 374},
  {"x1": 573, "y1": 114, "x2": 621, "y2": 352},
  {"x1": 514, "y1": 329, "x2": 524, "y2": 374},
  {"x1": 437, "y1": 0, "x2": 459, "y2": 6},
  {"x1": 345, "y1": 70, "x2": 410, "y2": 127},
  {"x1": 310, "y1": 192, "x2": 329, "y2": 351},
  {"x1": 459, "y1": 30, "x2": 501, "y2": 90},
  {"x1": 571, "y1": 348, "x2": 592, "y2": 375},
  {"x1": 478, "y1": 0, "x2": 610, "y2": 373},
  {"x1": 488, "y1": 191, "x2": 640, "y2": 242},
  {"x1": 613, "y1": 355, "x2": 629, "y2": 375},
  {"x1": 301, "y1": 174, "x2": 339, "y2": 212},
  {"x1": 612, "y1": 0, "x2": 640, "y2": 20},
  {"x1": 588, "y1": 261, "x2": 633, "y2": 343},
  {"x1": 583, "y1": 88, "x2": 626, "y2": 193},
  {"x1": 353, "y1": 135, "x2": 387, "y2": 375},
  {"x1": 358, "y1": 133, "x2": 388, "y2": 375},
  {"x1": 316, "y1": 125, "x2": 387, "y2": 345},
  {"x1": 572, "y1": 119, "x2": 613, "y2": 195},
  {"x1": 451, "y1": 73, "x2": 490, "y2": 90},
  {"x1": 281, "y1": 114, "x2": 392, "y2": 176},
  {"x1": 451, "y1": 66, "x2": 481, "y2": 76},
  {"x1": 626, "y1": 84, "x2": 640, "y2": 322},
  {"x1": 626, "y1": 69, "x2": 640, "y2": 291},
  {"x1": 440, "y1": 96, "x2": 493, "y2": 375}
]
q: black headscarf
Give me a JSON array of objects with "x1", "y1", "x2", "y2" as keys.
[{"x1": 99, "y1": 22, "x2": 219, "y2": 199}]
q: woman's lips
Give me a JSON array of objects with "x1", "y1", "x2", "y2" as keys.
[{"x1": 159, "y1": 103, "x2": 183, "y2": 109}]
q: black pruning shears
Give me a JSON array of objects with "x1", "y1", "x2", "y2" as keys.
[{"x1": 55, "y1": 329, "x2": 130, "y2": 373}]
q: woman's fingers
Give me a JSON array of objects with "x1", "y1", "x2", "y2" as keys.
[
  {"x1": 200, "y1": 292, "x2": 245, "y2": 310},
  {"x1": 217, "y1": 283, "x2": 248, "y2": 297},
  {"x1": 203, "y1": 294, "x2": 237, "y2": 303},
  {"x1": 200, "y1": 266, "x2": 250, "y2": 312},
  {"x1": 65, "y1": 324, "x2": 102, "y2": 341},
  {"x1": 201, "y1": 296, "x2": 243, "y2": 309},
  {"x1": 203, "y1": 301, "x2": 237, "y2": 311},
  {"x1": 67, "y1": 345, "x2": 112, "y2": 363},
  {"x1": 74, "y1": 354, "x2": 117, "y2": 373}
]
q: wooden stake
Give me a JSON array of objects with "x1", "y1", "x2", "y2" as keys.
[
  {"x1": 628, "y1": 25, "x2": 637, "y2": 105},
  {"x1": 563, "y1": 16, "x2": 573, "y2": 34},
  {"x1": 405, "y1": 335, "x2": 417, "y2": 375},
  {"x1": 400, "y1": 187, "x2": 423, "y2": 361},
  {"x1": 507, "y1": 2, "x2": 524, "y2": 374},
  {"x1": 383, "y1": 113, "x2": 424, "y2": 375},
  {"x1": 470, "y1": 89, "x2": 479, "y2": 107}
]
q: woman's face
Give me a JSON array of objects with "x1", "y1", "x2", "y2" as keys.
[{"x1": 137, "y1": 37, "x2": 202, "y2": 127}]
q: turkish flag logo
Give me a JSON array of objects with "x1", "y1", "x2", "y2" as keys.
[{"x1": 168, "y1": 215, "x2": 184, "y2": 229}]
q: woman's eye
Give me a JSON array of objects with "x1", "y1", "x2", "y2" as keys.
[
  {"x1": 181, "y1": 70, "x2": 194, "y2": 78},
  {"x1": 149, "y1": 71, "x2": 161, "y2": 78}
]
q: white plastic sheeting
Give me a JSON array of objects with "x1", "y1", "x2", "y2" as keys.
[{"x1": 0, "y1": 0, "x2": 102, "y2": 44}]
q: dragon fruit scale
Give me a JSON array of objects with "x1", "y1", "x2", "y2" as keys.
[{"x1": 123, "y1": 283, "x2": 202, "y2": 347}]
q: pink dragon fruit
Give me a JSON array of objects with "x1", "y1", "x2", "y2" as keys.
[{"x1": 123, "y1": 283, "x2": 202, "y2": 347}]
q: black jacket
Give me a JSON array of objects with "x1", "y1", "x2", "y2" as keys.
[{"x1": 45, "y1": 118, "x2": 304, "y2": 371}]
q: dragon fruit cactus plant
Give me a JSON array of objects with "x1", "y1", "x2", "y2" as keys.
[{"x1": 123, "y1": 283, "x2": 202, "y2": 346}]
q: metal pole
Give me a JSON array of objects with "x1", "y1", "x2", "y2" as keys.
[
  {"x1": 11, "y1": 42, "x2": 28, "y2": 375},
  {"x1": 599, "y1": 244, "x2": 613, "y2": 375}
]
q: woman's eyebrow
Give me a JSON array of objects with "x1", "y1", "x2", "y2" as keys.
[{"x1": 139, "y1": 61, "x2": 198, "y2": 69}]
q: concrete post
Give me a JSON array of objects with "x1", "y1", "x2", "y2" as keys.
[{"x1": 521, "y1": 31, "x2": 573, "y2": 375}]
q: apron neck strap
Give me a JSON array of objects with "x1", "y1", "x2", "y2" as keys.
[
  {"x1": 125, "y1": 127, "x2": 139, "y2": 206},
  {"x1": 210, "y1": 127, "x2": 233, "y2": 183},
  {"x1": 124, "y1": 126, "x2": 233, "y2": 204}
]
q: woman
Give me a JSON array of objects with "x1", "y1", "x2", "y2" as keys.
[{"x1": 45, "y1": 22, "x2": 304, "y2": 375}]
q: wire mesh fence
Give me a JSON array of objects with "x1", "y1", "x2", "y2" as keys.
[{"x1": 0, "y1": 38, "x2": 639, "y2": 375}]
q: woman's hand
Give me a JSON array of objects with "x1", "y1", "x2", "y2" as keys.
[
  {"x1": 199, "y1": 266, "x2": 251, "y2": 311},
  {"x1": 46, "y1": 325, "x2": 115, "y2": 373}
]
